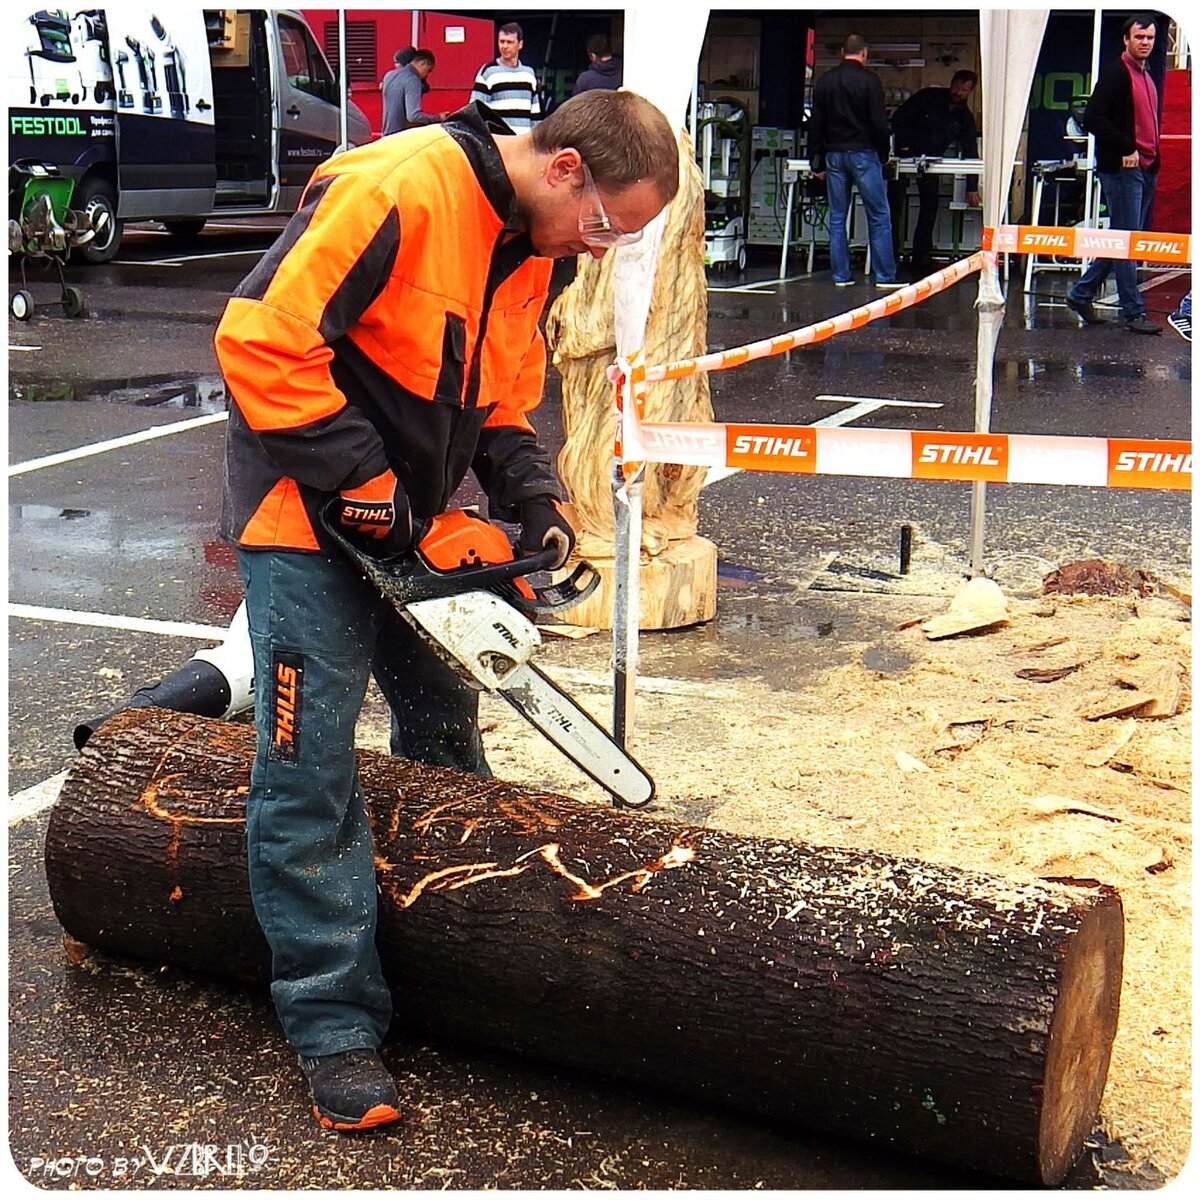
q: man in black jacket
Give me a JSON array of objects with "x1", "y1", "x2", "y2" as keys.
[
  {"x1": 572, "y1": 34, "x2": 622, "y2": 95},
  {"x1": 888, "y1": 70, "x2": 981, "y2": 275},
  {"x1": 808, "y1": 34, "x2": 900, "y2": 288},
  {"x1": 1066, "y1": 14, "x2": 1162, "y2": 334}
]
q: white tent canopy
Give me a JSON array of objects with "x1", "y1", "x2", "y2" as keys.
[{"x1": 612, "y1": 6, "x2": 1053, "y2": 736}]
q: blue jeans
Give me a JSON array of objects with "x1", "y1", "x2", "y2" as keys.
[
  {"x1": 825, "y1": 149, "x2": 897, "y2": 284},
  {"x1": 237, "y1": 547, "x2": 489, "y2": 1056},
  {"x1": 1069, "y1": 166, "x2": 1157, "y2": 319}
]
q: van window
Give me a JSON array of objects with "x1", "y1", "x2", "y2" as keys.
[{"x1": 278, "y1": 15, "x2": 336, "y2": 102}]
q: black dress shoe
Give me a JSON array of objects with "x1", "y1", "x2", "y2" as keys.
[
  {"x1": 1064, "y1": 294, "x2": 1101, "y2": 325},
  {"x1": 1122, "y1": 314, "x2": 1163, "y2": 335}
]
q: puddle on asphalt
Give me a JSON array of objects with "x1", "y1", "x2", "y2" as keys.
[
  {"x1": 11, "y1": 373, "x2": 227, "y2": 411},
  {"x1": 718, "y1": 609, "x2": 834, "y2": 640},
  {"x1": 1003, "y1": 358, "x2": 1189, "y2": 384},
  {"x1": 10, "y1": 504, "x2": 92, "y2": 521}
]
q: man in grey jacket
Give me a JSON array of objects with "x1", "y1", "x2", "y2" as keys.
[{"x1": 382, "y1": 49, "x2": 438, "y2": 136}]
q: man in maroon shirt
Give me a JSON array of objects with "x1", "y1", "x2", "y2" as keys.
[{"x1": 1066, "y1": 14, "x2": 1162, "y2": 334}]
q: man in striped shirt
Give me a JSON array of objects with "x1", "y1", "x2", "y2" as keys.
[{"x1": 471, "y1": 21, "x2": 542, "y2": 134}]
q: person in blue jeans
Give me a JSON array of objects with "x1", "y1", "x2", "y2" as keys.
[
  {"x1": 808, "y1": 33, "x2": 900, "y2": 289},
  {"x1": 1066, "y1": 15, "x2": 1162, "y2": 334}
]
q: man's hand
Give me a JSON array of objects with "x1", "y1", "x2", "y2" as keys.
[
  {"x1": 336, "y1": 469, "x2": 411, "y2": 557},
  {"x1": 1121, "y1": 152, "x2": 1139, "y2": 168},
  {"x1": 966, "y1": 190, "x2": 981, "y2": 207},
  {"x1": 518, "y1": 497, "x2": 575, "y2": 569}
]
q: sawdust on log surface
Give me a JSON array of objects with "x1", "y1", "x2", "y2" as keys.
[{"x1": 358, "y1": 587, "x2": 1191, "y2": 1183}]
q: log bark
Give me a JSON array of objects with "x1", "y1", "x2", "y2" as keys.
[{"x1": 45, "y1": 708, "x2": 1124, "y2": 1186}]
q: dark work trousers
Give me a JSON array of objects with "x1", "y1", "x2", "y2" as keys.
[
  {"x1": 889, "y1": 174, "x2": 941, "y2": 266},
  {"x1": 1068, "y1": 166, "x2": 1158, "y2": 320},
  {"x1": 237, "y1": 547, "x2": 489, "y2": 1057}
]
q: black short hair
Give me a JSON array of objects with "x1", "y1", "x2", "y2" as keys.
[
  {"x1": 394, "y1": 46, "x2": 415, "y2": 66},
  {"x1": 585, "y1": 33, "x2": 611, "y2": 58},
  {"x1": 411, "y1": 49, "x2": 435, "y2": 68},
  {"x1": 950, "y1": 69, "x2": 977, "y2": 87},
  {"x1": 1123, "y1": 14, "x2": 1157, "y2": 37},
  {"x1": 842, "y1": 33, "x2": 867, "y2": 57},
  {"x1": 499, "y1": 22, "x2": 523, "y2": 41}
]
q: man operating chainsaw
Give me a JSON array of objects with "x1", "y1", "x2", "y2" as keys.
[{"x1": 213, "y1": 88, "x2": 679, "y2": 1133}]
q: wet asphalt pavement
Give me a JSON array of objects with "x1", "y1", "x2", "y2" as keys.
[{"x1": 6, "y1": 218, "x2": 1191, "y2": 1189}]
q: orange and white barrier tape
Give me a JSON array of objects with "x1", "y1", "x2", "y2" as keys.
[
  {"x1": 624, "y1": 423, "x2": 1191, "y2": 492},
  {"x1": 984, "y1": 224, "x2": 1191, "y2": 265},
  {"x1": 610, "y1": 245, "x2": 1189, "y2": 492},
  {"x1": 642, "y1": 254, "x2": 985, "y2": 383}
]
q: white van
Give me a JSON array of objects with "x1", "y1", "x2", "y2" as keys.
[{"x1": 8, "y1": 8, "x2": 371, "y2": 262}]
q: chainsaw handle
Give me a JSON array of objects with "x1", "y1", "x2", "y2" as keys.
[{"x1": 320, "y1": 497, "x2": 560, "y2": 606}]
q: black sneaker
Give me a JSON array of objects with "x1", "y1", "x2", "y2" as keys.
[
  {"x1": 299, "y1": 1049, "x2": 401, "y2": 1132},
  {"x1": 1064, "y1": 294, "x2": 1101, "y2": 325},
  {"x1": 1122, "y1": 314, "x2": 1163, "y2": 335}
]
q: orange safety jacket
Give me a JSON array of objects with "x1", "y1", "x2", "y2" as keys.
[{"x1": 215, "y1": 103, "x2": 560, "y2": 553}]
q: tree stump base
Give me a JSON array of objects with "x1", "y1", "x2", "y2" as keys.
[{"x1": 553, "y1": 535, "x2": 717, "y2": 631}]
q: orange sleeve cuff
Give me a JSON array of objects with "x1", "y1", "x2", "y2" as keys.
[{"x1": 340, "y1": 468, "x2": 397, "y2": 503}]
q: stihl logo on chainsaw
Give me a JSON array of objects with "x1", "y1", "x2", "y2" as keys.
[
  {"x1": 492, "y1": 621, "x2": 521, "y2": 650},
  {"x1": 269, "y1": 653, "x2": 303, "y2": 763}
]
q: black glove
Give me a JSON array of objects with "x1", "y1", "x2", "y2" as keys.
[
  {"x1": 518, "y1": 496, "x2": 575, "y2": 570},
  {"x1": 336, "y1": 469, "x2": 411, "y2": 557}
]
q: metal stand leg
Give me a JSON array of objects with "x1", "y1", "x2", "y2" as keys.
[
  {"x1": 1023, "y1": 173, "x2": 1043, "y2": 292},
  {"x1": 779, "y1": 177, "x2": 796, "y2": 280}
]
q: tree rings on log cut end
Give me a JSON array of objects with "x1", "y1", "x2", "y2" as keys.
[{"x1": 1038, "y1": 886, "x2": 1124, "y2": 1185}]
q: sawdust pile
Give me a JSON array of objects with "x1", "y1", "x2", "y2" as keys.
[{"x1": 359, "y1": 586, "x2": 1191, "y2": 1182}]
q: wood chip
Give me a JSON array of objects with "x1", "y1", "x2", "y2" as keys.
[
  {"x1": 1016, "y1": 664, "x2": 1083, "y2": 683},
  {"x1": 1019, "y1": 636, "x2": 1070, "y2": 653},
  {"x1": 1078, "y1": 686, "x2": 1155, "y2": 721},
  {"x1": 540, "y1": 623, "x2": 598, "y2": 639},
  {"x1": 1028, "y1": 795, "x2": 1121, "y2": 822},
  {"x1": 1118, "y1": 663, "x2": 1184, "y2": 719},
  {"x1": 893, "y1": 750, "x2": 931, "y2": 773},
  {"x1": 62, "y1": 934, "x2": 92, "y2": 965},
  {"x1": 1083, "y1": 719, "x2": 1138, "y2": 768}
]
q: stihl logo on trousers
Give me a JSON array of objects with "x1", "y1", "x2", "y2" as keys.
[{"x1": 269, "y1": 652, "x2": 304, "y2": 763}]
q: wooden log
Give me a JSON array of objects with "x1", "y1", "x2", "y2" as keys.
[
  {"x1": 45, "y1": 708, "x2": 1124, "y2": 1186},
  {"x1": 546, "y1": 133, "x2": 712, "y2": 560},
  {"x1": 552, "y1": 536, "x2": 718, "y2": 630}
]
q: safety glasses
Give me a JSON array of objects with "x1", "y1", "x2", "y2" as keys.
[{"x1": 577, "y1": 160, "x2": 643, "y2": 248}]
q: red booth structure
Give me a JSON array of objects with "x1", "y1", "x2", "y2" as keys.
[
  {"x1": 1155, "y1": 68, "x2": 1192, "y2": 235},
  {"x1": 303, "y1": 9, "x2": 496, "y2": 138}
]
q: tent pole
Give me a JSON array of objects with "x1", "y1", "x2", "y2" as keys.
[
  {"x1": 338, "y1": 11, "x2": 348, "y2": 150},
  {"x1": 612, "y1": 463, "x2": 643, "y2": 746},
  {"x1": 1081, "y1": 11, "x2": 1103, "y2": 254}
]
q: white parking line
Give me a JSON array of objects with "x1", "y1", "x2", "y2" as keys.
[
  {"x1": 8, "y1": 410, "x2": 227, "y2": 476},
  {"x1": 7, "y1": 604, "x2": 226, "y2": 641},
  {"x1": 10, "y1": 345, "x2": 41, "y2": 352},
  {"x1": 120, "y1": 249, "x2": 268, "y2": 266},
  {"x1": 9, "y1": 771, "x2": 70, "y2": 826}
]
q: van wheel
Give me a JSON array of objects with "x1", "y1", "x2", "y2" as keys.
[
  {"x1": 11, "y1": 290, "x2": 35, "y2": 321},
  {"x1": 162, "y1": 219, "x2": 207, "y2": 240},
  {"x1": 77, "y1": 179, "x2": 122, "y2": 264}
]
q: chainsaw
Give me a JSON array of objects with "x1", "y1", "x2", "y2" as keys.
[{"x1": 321, "y1": 502, "x2": 654, "y2": 808}]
